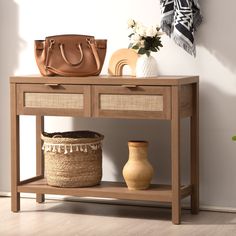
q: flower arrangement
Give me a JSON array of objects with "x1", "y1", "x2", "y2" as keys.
[{"x1": 127, "y1": 19, "x2": 163, "y2": 57}]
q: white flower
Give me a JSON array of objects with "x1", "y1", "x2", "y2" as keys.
[
  {"x1": 156, "y1": 31, "x2": 165, "y2": 36},
  {"x1": 146, "y1": 26, "x2": 157, "y2": 37},
  {"x1": 140, "y1": 40, "x2": 145, "y2": 48},
  {"x1": 127, "y1": 19, "x2": 163, "y2": 56},
  {"x1": 127, "y1": 19, "x2": 135, "y2": 28},
  {"x1": 130, "y1": 33, "x2": 141, "y2": 44},
  {"x1": 136, "y1": 24, "x2": 146, "y2": 37}
]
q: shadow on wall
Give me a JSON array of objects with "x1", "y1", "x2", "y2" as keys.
[
  {"x1": 73, "y1": 118, "x2": 191, "y2": 185},
  {"x1": 0, "y1": 0, "x2": 19, "y2": 191},
  {"x1": 199, "y1": 81, "x2": 236, "y2": 207},
  {"x1": 73, "y1": 118, "x2": 171, "y2": 183},
  {"x1": 197, "y1": 0, "x2": 236, "y2": 73}
]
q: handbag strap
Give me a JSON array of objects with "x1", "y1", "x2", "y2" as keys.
[{"x1": 87, "y1": 38, "x2": 100, "y2": 70}]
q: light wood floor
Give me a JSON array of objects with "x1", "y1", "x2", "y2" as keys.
[{"x1": 1, "y1": 197, "x2": 236, "y2": 236}]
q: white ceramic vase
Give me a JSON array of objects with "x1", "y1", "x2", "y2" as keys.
[{"x1": 136, "y1": 54, "x2": 158, "y2": 78}]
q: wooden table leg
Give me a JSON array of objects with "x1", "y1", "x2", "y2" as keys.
[
  {"x1": 36, "y1": 116, "x2": 45, "y2": 203},
  {"x1": 191, "y1": 83, "x2": 199, "y2": 214},
  {"x1": 11, "y1": 84, "x2": 20, "y2": 212},
  {"x1": 171, "y1": 86, "x2": 181, "y2": 224}
]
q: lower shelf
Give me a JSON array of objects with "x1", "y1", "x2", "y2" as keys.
[{"x1": 18, "y1": 178, "x2": 192, "y2": 203}]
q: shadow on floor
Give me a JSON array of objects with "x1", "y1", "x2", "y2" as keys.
[
  {"x1": 20, "y1": 198, "x2": 236, "y2": 225},
  {"x1": 22, "y1": 199, "x2": 172, "y2": 221}
]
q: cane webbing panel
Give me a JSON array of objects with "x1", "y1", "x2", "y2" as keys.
[
  {"x1": 24, "y1": 93, "x2": 84, "y2": 109},
  {"x1": 100, "y1": 94, "x2": 163, "y2": 111}
]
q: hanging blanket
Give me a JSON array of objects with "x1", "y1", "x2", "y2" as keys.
[{"x1": 160, "y1": 0, "x2": 202, "y2": 56}]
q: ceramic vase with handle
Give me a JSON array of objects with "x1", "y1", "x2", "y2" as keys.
[{"x1": 122, "y1": 141, "x2": 154, "y2": 190}]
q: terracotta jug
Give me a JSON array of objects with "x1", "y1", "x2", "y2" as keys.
[{"x1": 123, "y1": 141, "x2": 154, "y2": 190}]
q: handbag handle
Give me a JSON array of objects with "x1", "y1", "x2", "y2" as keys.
[
  {"x1": 52, "y1": 135, "x2": 63, "y2": 138},
  {"x1": 46, "y1": 38, "x2": 101, "y2": 76},
  {"x1": 59, "y1": 43, "x2": 84, "y2": 66},
  {"x1": 59, "y1": 38, "x2": 101, "y2": 70}
]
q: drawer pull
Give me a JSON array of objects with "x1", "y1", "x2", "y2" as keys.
[
  {"x1": 121, "y1": 85, "x2": 137, "y2": 88},
  {"x1": 45, "y1": 83, "x2": 60, "y2": 87}
]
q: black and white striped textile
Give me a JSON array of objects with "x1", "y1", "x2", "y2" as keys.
[{"x1": 160, "y1": 0, "x2": 202, "y2": 56}]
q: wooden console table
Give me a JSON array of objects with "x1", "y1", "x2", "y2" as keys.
[{"x1": 10, "y1": 75, "x2": 199, "y2": 224}]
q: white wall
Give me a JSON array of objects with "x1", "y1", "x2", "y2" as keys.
[{"x1": 1, "y1": 0, "x2": 236, "y2": 209}]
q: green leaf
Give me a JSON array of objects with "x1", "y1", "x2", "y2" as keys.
[
  {"x1": 138, "y1": 48, "x2": 146, "y2": 55},
  {"x1": 146, "y1": 51, "x2": 151, "y2": 57},
  {"x1": 153, "y1": 37, "x2": 162, "y2": 46},
  {"x1": 128, "y1": 33, "x2": 134, "y2": 38},
  {"x1": 132, "y1": 44, "x2": 139, "y2": 50},
  {"x1": 150, "y1": 47, "x2": 157, "y2": 52},
  {"x1": 128, "y1": 43, "x2": 133, "y2": 48},
  {"x1": 232, "y1": 136, "x2": 236, "y2": 141}
]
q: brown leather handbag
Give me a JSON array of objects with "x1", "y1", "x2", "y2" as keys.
[{"x1": 34, "y1": 35, "x2": 107, "y2": 77}]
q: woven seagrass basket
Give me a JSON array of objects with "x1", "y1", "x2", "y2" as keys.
[{"x1": 41, "y1": 130, "x2": 104, "y2": 188}]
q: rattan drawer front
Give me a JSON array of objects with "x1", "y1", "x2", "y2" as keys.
[
  {"x1": 93, "y1": 86, "x2": 171, "y2": 119},
  {"x1": 100, "y1": 94, "x2": 163, "y2": 111},
  {"x1": 24, "y1": 93, "x2": 83, "y2": 109},
  {"x1": 17, "y1": 84, "x2": 91, "y2": 116}
]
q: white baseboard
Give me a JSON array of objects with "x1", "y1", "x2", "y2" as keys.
[
  {"x1": 1, "y1": 191, "x2": 236, "y2": 213},
  {"x1": 0, "y1": 192, "x2": 11, "y2": 197},
  {"x1": 198, "y1": 205, "x2": 236, "y2": 213}
]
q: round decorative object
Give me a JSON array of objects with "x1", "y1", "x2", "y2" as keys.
[
  {"x1": 108, "y1": 48, "x2": 138, "y2": 76},
  {"x1": 136, "y1": 54, "x2": 158, "y2": 78},
  {"x1": 122, "y1": 141, "x2": 154, "y2": 190}
]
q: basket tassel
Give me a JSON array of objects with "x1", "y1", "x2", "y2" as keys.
[
  {"x1": 42, "y1": 142, "x2": 102, "y2": 153},
  {"x1": 64, "y1": 145, "x2": 68, "y2": 154},
  {"x1": 52, "y1": 145, "x2": 56, "y2": 152}
]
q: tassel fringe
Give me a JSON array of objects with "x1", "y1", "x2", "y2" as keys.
[
  {"x1": 42, "y1": 141, "x2": 102, "y2": 154},
  {"x1": 172, "y1": 33, "x2": 196, "y2": 57},
  {"x1": 160, "y1": 15, "x2": 174, "y2": 37}
]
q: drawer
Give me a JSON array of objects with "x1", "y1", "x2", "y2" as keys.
[
  {"x1": 93, "y1": 85, "x2": 171, "y2": 119},
  {"x1": 17, "y1": 84, "x2": 91, "y2": 116}
]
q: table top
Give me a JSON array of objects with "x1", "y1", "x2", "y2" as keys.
[{"x1": 10, "y1": 75, "x2": 199, "y2": 86}]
